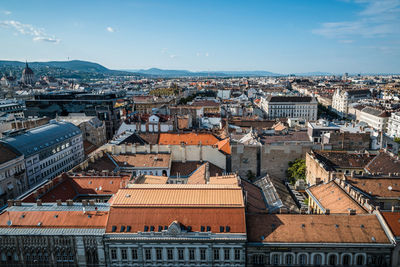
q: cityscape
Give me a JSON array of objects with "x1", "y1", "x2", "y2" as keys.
[{"x1": 1, "y1": 0, "x2": 400, "y2": 267}]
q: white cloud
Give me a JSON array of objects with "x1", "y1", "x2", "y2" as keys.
[
  {"x1": 169, "y1": 54, "x2": 177, "y2": 59},
  {"x1": 3, "y1": 10, "x2": 11, "y2": 15},
  {"x1": 0, "y1": 20, "x2": 60, "y2": 43},
  {"x1": 313, "y1": 0, "x2": 400, "y2": 38},
  {"x1": 106, "y1": 26, "x2": 115, "y2": 33},
  {"x1": 205, "y1": 52, "x2": 209, "y2": 57}
]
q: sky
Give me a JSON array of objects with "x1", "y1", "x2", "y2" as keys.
[{"x1": 0, "y1": 0, "x2": 399, "y2": 74}]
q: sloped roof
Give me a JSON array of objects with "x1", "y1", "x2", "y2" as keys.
[
  {"x1": 247, "y1": 214, "x2": 390, "y2": 244},
  {"x1": 216, "y1": 138, "x2": 231, "y2": 155},
  {"x1": 111, "y1": 185, "x2": 244, "y2": 207},
  {"x1": 106, "y1": 206, "x2": 246, "y2": 233},
  {"x1": 111, "y1": 153, "x2": 171, "y2": 168},
  {"x1": 381, "y1": 212, "x2": 400, "y2": 237},
  {"x1": 1, "y1": 121, "x2": 81, "y2": 157},
  {"x1": 308, "y1": 180, "x2": 367, "y2": 214},
  {"x1": 365, "y1": 151, "x2": 400, "y2": 175},
  {"x1": 346, "y1": 176, "x2": 400, "y2": 198},
  {"x1": 158, "y1": 133, "x2": 219, "y2": 146},
  {"x1": 0, "y1": 142, "x2": 21, "y2": 164},
  {"x1": 0, "y1": 210, "x2": 108, "y2": 229}
]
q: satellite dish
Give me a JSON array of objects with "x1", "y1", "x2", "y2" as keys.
[{"x1": 6, "y1": 220, "x2": 12, "y2": 226}]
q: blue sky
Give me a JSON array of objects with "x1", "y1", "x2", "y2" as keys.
[{"x1": 0, "y1": 0, "x2": 399, "y2": 73}]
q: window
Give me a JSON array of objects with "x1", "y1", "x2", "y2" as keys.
[
  {"x1": 200, "y1": 248, "x2": 206, "y2": 261},
  {"x1": 224, "y1": 249, "x2": 230, "y2": 260},
  {"x1": 234, "y1": 249, "x2": 241, "y2": 260},
  {"x1": 110, "y1": 249, "x2": 117, "y2": 260},
  {"x1": 356, "y1": 255, "x2": 364, "y2": 265},
  {"x1": 343, "y1": 254, "x2": 350, "y2": 266},
  {"x1": 314, "y1": 254, "x2": 322, "y2": 265},
  {"x1": 145, "y1": 249, "x2": 151, "y2": 260},
  {"x1": 156, "y1": 248, "x2": 162, "y2": 260},
  {"x1": 285, "y1": 254, "x2": 293, "y2": 265},
  {"x1": 131, "y1": 249, "x2": 138, "y2": 260},
  {"x1": 121, "y1": 249, "x2": 127, "y2": 260},
  {"x1": 167, "y1": 249, "x2": 173, "y2": 260},
  {"x1": 329, "y1": 254, "x2": 337, "y2": 266},
  {"x1": 213, "y1": 249, "x2": 220, "y2": 261},
  {"x1": 178, "y1": 249, "x2": 184, "y2": 260},
  {"x1": 299, "y1": 254, "x2": 307, "y2": 265},
  {"x1": 253, "y1": 254, "x2": 265, "y2": 264},
  {"x1": 189, "y1": 248, "x2": 195, "y2": 260},
  {"x1": 272, "y1": 254, "x2": 280, "y2": 265}
]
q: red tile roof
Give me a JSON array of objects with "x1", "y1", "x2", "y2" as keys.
[
  {"x1": 381, "y1": 211, "x2": 400, "y2": 237},
  {"x1": 0, "y1": 210, "x2": 108, "y2": 228},
  {"x1": 247, "y1": 214, "x2": 390, "y2": 244},
  {"x1": 158, "y1": 132, "x2": 220, "y2": 146},
  {"x1": 106, "y1": 206, "x2": 246, "y2": 233}
]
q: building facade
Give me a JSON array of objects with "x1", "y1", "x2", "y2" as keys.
[
  {"x1": 0, "y1": 121, "x2": 84, "y2": 187},
  {"x1": 332, "y1": 89, "x2": 371, "y2": 118},
  {"x1": 387, "y1": 112, "x2": 400, "y2": 138},
  {"x1": 260, "y1": 96, "x2": 318, "y2": 121}
]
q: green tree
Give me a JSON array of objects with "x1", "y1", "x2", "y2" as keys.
[{"x1": 287, "y1": 158, "x2": 306, "y2": 185}]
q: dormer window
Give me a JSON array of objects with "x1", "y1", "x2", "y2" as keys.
[
  {"x1": 220, "y1": 226, "x2": 224, "y2": 232},
  {"x1": 144, "y1": 226, "x2": 149, "y2": 232},
  {"x1": 111, "y1": 226, "x2": 117, "y2": 232},
  {"x1": 120, "y1": 226, "x2": 125, "y2": 232}
]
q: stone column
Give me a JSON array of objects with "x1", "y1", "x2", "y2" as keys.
[{"x1": 75, "y1": 236, "x2": 87, "y2": 267}]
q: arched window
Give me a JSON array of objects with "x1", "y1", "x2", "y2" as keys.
[
  {"x1": 299, "y1": 254, "x2": 307, "y2": 265},
  {"x1": 285, "y1": 254, "x2": 293, "y2": 265},
  {"x1": 314, "y1": 254, "x2": 322, "y2": 266},
  {"x1": 272, "y1": 254, "x2": 280, "y2": 265},
  {"x1": 252, "y1": 254, "x2": 265, "y2": 265},
  {"x1": 343, "y1": 254, "x2": 351, "y2": 266},
  {"x1": 329, "y1": 254, "x2": 337, "y2": 266},
  {"x1": 356, "y1": 255, "x2": 364, "y2": 266}
]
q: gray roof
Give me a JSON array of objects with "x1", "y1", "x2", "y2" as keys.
[
  {"x1": 266, "y1": 95, "x2": 315, "y2": 103},
  {"x1": 7, "y1": 202, "x2": 110, "y2": 212},
  {"x1": 0, "y1": 121, "x2": 81, "y2": 157},
  {"x1": 361, "y1": 107, "x2": 384, "y2": 117}
]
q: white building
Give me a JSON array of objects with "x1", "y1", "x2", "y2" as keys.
[
  {"x1": 387, "y1": 112, "x2": 400, "y2": 138},
  {"x1": 332, "y1": 89, "x2": 371, "y2": 118},
  {"x1": 116, "y1": 114, "x2": 173, "y2": 136},
  {"x1": 357, "y1": 107, "x2": 390, "y2": 132},
  {"x1": 260, "y1": 96, "x2": 318, "y2": 121},
  {"x1": 1, "y1": 121, "x2": 84, "y2": 187}
]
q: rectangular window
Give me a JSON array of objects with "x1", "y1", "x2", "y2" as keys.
[
  {"x1": 167, "y1": 249, "x2": 173, "y2": 260},
  {"x1": 224, "y1": 249, "x2": 230, "y2": 260},
  {"x1": 189, "y1": 249, "x2": 195, "y2": 261},
  {"x1": 156, "y1": 248, "x2": 162, "y2": 260},
  {"x1": 178, "y1": 249, "x2": 184, "y2": 260},
  {"x1": 121, "y1": 249, "x2": 127, "y2": 260},
  {"x1": 200, "y1": 248, "x2": 206, "y2": 261},
  {"x1": 234, "y1": 249, "x2": 241, "y2": 260},
  {"x1": 131, "y1": 248, "x2": 138, "y2": 260},
  {"x1": 145, "y1": 249, "x2": 151, "y2": 260},
  {"x1": 213, "y1": 249, "x2": 220, "y2": 261},
  {"x1": 110, "y1": 249, "x2": 117, "y2": 260}
]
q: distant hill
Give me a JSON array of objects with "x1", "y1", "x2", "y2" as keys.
[
  {"x1": 292, "y1": 71, "x2": 333, "y2": 76},
  {"x1": 0, "y1": 60, "x2": 140, "y2": 79},
  {"x1": 125, "y1": 68, "x2": 281, "y2": 77}
]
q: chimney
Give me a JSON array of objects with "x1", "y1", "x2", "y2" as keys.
[
  {"x1": 66, "y1": 199, "x2": 73, "y2": 206},
  {"x1": 82, "y1": 200, "x2": 88, "y2": 206},
  {"x1": 14, "y1": 200, "x2": 22, "y2": 206},
  {"x1": 89, "y1": 199, "x2": 95, "y2": 206},
  {"x1": 279, "y1": 207, "x2": 288, "y2": 214},
  {"x1": 205, "y1": 162, "x2": 210, "y2": 183},
  {"x1": 36, "y1": 199, "x2": 42, "y2": 206},
  {"x1": 7, "y1": 199, "x2": 14, "y2": 207},
  {"x1": 348, "y1": 209, "x2": 356, "y2": 215},
  {"x1": 325, "y1": 209, "x2": 330, "y2": 215},
  {"x1": 56, "y1": 199, "x2": 62, "y2": 206}
]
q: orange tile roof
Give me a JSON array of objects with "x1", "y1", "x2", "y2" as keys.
[
  {"x1": 158, "y1": 133, "x2": 219, "y2": 146},
  {"x1": 216, "y1": 138, "x2": 231, "y2": 155},
  {"x1": 308, "y1": 180, "x2": 367, "y2": 214},
  {"x1": 209, "y1": 174, "x2": 239, "y2": 185},
  {"x1": 22, "y1": 174, "x2": 130, "y2": 202},
  {"x1": 0, "y1": 210, "x2": 108, "y2": 228},
  {"x1": 247, "y1": 214, "x2": 390, "y2": 244},
  {"x1": 186, "y1": 163, "x2": 207, "y2": 184},
  {"x1": 112, "y1": 153, "x2": 171, "y2": 168},
  {"x1": 111, "y1": 185, "x2": 244, "y2": 207},
  {"x1": 133, "y1": 175, "x2": 168, "y2": 184},
  {"x1": 346, "y1": 176, "x2": 400, "y2": 198},
  {"x1": 106, "y1": 206, "x2": 246, "y2": 233},
  {"x1": 381, "y1": 212, "x2": 400, "y2": 237}
]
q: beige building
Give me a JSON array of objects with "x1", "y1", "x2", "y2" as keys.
[
  {"x1": 0, "y1": 143, "x2": 27, "y2": 206},
  {"x1": 59, "y1": 113, "x2": 107, "y2": 146}
]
